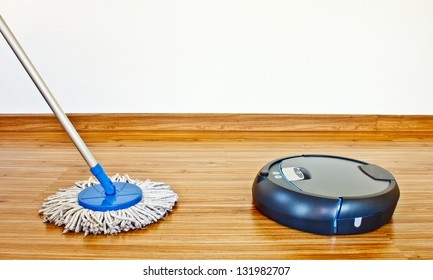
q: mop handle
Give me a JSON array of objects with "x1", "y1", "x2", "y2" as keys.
[{"x1": 0, "y1": 15, "x2": 115, "y2": 195}]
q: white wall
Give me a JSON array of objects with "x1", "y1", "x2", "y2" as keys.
[{"x1": 1, "y1": 0, "x2": 433, "y2": 114}]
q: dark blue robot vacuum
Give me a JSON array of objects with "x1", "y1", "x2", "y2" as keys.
[{"x1": 252, "y1": 155, "x2": 399, "y2": 235}]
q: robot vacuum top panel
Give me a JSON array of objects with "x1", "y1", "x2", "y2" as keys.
[{"x1": 268, "y1": 155, "x2": 390, "y2": 198}]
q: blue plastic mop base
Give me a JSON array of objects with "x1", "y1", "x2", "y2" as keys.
[{"x1": 78, "y1": 182, "x2": 143, "y2": 211}]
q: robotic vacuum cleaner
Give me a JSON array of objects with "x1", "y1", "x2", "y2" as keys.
[{"x1": 252, "y1": 155, "x2": 399, "y2": 235}]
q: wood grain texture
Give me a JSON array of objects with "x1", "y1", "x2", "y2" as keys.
[
  {"x1": 1, "y1": 113, "x2": 433, "y2": 132},
  {"x1": 0, "y1": 116, "x2": 432, "y2": 260}
]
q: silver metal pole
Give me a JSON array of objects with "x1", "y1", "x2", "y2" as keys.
[{"x1": 0, "y1": 15, "x2": 98, "y2": 168}]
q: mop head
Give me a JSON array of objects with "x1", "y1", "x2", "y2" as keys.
[{"x1": 39, "y1": 174, "x2": 178, "y2": 235}]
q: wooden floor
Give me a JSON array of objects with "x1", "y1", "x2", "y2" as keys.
[{"x1": 0, "y1": 130, "x2": 432, "y2": 260}]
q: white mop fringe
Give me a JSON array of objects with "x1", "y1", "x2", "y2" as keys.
[{"x1": 39, "y1": 174, "x2": 178, "y2": 236}]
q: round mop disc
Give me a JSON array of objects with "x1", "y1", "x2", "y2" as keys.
[{"x1": 39, "y1": 174, "x2": 178, "y2": 235}]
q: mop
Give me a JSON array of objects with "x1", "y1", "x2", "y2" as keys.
[{"x1": 0, "y1": 15, "x2": 178, "y2": 235}]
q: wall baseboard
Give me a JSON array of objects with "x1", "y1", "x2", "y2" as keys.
[{"x1": 1, "y1": 113, "x2": 432, "y2": 133}]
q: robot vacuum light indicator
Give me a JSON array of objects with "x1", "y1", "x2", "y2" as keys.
[{"x1": 354, "y1": 217, "x2": 363, "y2": 228}]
